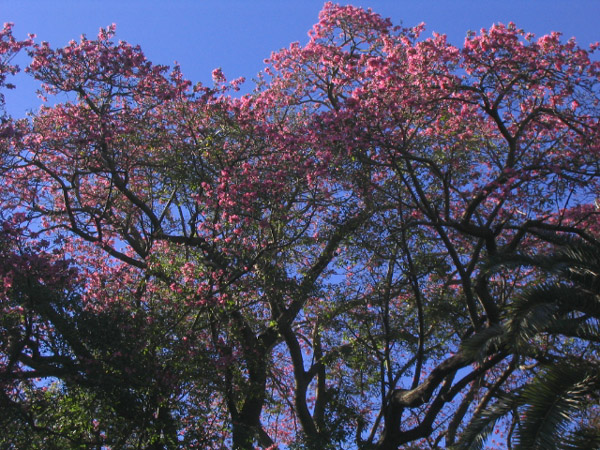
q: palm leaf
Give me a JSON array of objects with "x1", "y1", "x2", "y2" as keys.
[
  {"x1": 459, "y1": 323, "x2": 505, "y2": 361},
  {"x1": 462, "y1": 239, "x2": 600, "y2": 449},
  {"x1": 504, "y1": 285, "x2": 563, "y2": 346},
  {"x1": 515, "y1": 364, "x2": 600, "y2": 450},
  {"x1": 451, "y1": 392, "x2": 521, "y2": 450},
  {"x1": 562, "y1": 425, "x2": 600, "y2": 450}
]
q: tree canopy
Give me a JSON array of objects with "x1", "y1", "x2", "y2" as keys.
[{"x1": 1, "y1": 4, "x2": 599, "y2": 449}]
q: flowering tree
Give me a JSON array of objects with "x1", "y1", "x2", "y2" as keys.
[{"x1": 1, "y1": 3, "x2": 599, "y2": 449}]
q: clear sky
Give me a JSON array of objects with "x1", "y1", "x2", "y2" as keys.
[{"x1": 2, "y1": 0, "x2": 600, "y2": 116}]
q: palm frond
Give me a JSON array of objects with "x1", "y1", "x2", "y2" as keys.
[
  {"x1": 562, "y1": 425, "x2": 600, "y2": 450},
  {"x1": 515, "y1": 364, "x2": 600, "y2": 450},
  {"x1": 463, "y1": 239, "x2": 600, "y2": 449},
  {"x1": 504, "y1": 285, "x2": 563, "y2": 345},
  {"x1": 451, "y1": 392, "x2": 520, "y2": 450},
  {"x1": 506, "y1": 284, "x2": 600, "y2": 345},
  {"x1": 459, "y1": 323, "x2": 505, "y2": 361},
  {"x1": 546, "y1": 316, "x2": 600, "y2": 342}
]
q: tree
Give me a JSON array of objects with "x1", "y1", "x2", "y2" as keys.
[
  {"x1": 1, "y1": 3, "x2": 599, "y2": 449},
  {"x1": 455, "y1": 240, "x2": 600, "y2": 449}
]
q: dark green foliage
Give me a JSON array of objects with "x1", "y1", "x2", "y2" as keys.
[{"x1": 455, "y1": 240, "x2": 600, "y2": 450}]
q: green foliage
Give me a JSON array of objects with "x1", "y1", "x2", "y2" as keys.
[{"x1": 456, "y1": 241, "x2": 600, "y2": 450}]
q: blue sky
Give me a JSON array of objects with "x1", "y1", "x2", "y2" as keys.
[{"x1": 2, "y1": 1, "x2": 600, "y2": 115}]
